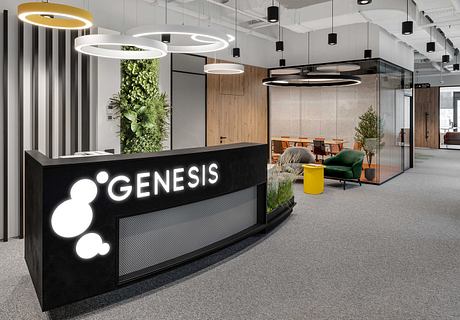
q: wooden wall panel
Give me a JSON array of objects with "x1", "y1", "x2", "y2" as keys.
[
  {"x1": 415, "y1": 87, "x2": 439, "y2": 149},
  {"x1": 207, "y1": 59, "x2": 267, "y2": 146}
]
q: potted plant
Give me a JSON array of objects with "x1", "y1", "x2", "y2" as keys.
[{"x1": 354, "y1": 106, "x2": 384, "y2": 181}]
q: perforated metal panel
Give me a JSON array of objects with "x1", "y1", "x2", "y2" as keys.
[{"x1": 119, "y1": 187, "x2": 257, "y2": 277}]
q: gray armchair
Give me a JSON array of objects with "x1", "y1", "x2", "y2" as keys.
[{"x1": 279, "y1": 147, "x2": 316, "y2": 175}]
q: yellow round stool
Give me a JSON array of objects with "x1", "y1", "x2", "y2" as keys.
[{"x1": 302, "y1": 164, "x2": 325, "y2": 195}]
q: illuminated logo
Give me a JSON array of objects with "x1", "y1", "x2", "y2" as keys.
[
  {"x1": 50, "y1": 163, "x2": 220, "y2": 260},
  {"x1": 51, "y1": 176, "x2": 110, "y2": 260},
  {"x1": 106, "y1": 163, "x2": 219, "y2": 202}
]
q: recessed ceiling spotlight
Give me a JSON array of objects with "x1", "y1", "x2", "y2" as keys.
[{"x1": 357, "y1": 0, "x2": 372, "y2": 4}]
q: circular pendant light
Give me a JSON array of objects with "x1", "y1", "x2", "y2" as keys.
[
  {"x1": 262, "y1": 74, "x2": 362, "y2": 87},
  {"x1": 17, "y1": 2, "x2": 93, "y2": 30},
  {"x1": 127, "y1": 25, "x2": 231, "y2": 54},
  {"x1": 204, "y1": 63, "x2": 244, "y2": 75},
  {"x1": 74, "y1": 34, "x2": 167, "y2": 59},
  {"x1": 357, "y1": 0, "x2": 372, "y2": 4}
]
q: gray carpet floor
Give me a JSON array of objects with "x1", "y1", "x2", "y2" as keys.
[{"x1": 1, "y1": 148, "x2": 460, "y2": 320}]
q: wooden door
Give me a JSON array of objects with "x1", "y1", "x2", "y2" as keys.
[
  {"x1": 207, "y1": 59, "x2": 268, "y2": 146},
  {"x1": 415, "y1": 87, "x2": 439, "y2": 148}
]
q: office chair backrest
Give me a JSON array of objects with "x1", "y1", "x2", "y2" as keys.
[
  {"x1": 313, "y1": 140, "x2": 327, "y2": 155},
  {"x1": 272, "y1": 140, "x2": 284, "y2": 154}
]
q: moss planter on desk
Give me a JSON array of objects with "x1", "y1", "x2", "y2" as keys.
[{"x1": 266, "y1": 159, "x2": 298, "y2": 230}]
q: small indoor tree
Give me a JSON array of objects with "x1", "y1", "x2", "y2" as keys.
[{"x1": 354, "y1": 106, "x2": 384, "y2": 181}]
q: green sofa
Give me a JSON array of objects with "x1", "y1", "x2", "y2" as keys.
[{"x1": 324, "y1": 150, "x2": 365, "y2": 190}]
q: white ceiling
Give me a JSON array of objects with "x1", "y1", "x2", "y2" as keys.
[{"x1": 149, "y1": 0, "x2": 460, "y2": 75}]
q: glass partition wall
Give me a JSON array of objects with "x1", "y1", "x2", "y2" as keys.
[
  {"x1": 440, "y1": 86, "x2": 460, "y2": 149},
  {"x1": 269, "y1": 59, "x2": 413, "y2": 184}
]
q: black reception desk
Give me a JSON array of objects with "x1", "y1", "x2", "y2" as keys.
[{"x1": 25, "y1": 143, "x2": 268, "y2": 311}]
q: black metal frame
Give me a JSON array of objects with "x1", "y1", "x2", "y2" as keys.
[
  {"x1": 70, "y1": 30, "x2": 78, "y2": 154},
  {"x1": 46, "y1": 28, "x2": 53, "y2": 157},
  {"x1": 325, "y1": 176, "x2": 362, "y2": 190},
  {"x1": 170, "y1": 53, "x2": 207, "y2": 150},
  {"x1": 2, "y1": 10, "x2": 8, "y2": 242},
  {"x1": 18, "y1": 20, "x2": 24, "y2": 239}
]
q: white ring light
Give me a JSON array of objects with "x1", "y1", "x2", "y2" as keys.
[
  {"x1": 204, "y1": 63, "x2": 244, "y2": 75},
  {"x1": 127, "y1": 25, "x2": 230, "y2": 53},
  {"x1": 75, "y1": 34, "x2": 168, "y2": 60}
]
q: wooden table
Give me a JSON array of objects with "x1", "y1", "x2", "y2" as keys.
[{"x1": 271, "y1": 137, "x2": 347, "y2": 146}]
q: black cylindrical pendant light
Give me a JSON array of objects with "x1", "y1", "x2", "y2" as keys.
[
  {"x1": 454, "y1": 52, "x2": 459, "y2": 71},
  {"x1": 276, "y1": 11, "x2": 284, "y2": 52},
  {"x1": 364, "y1": 49, "x2": 372, "y2": 59},
  {"x1": 279, "y1": 58, "x2": 286, "y2": 67},
  {"x1": 267, "y1": 1, "x2": 279, "y2": 23},
  {"x1": 276, "y1": 40, "x2": 284, "y2": 51},
  {"x1": 402, "y1": 0, "x2": 413, "y2": 35},
  {"x1": 364, "y1": 22, "x2": 371, "y2": 59},
  {"x1": 426, "y1": 26, "x2": 435, "y2": 53},
  {"x1": 357, "y1": 0, "x2": 372, "y2": 4},
  {"x1": 328, "y1": 33, "x2": 337, "y2": 46},
  {"x1": 161, "y1": 34, "x2": 171, "y2": 43},
  {"x1": 232, "y1": 0, "x2": 240, "y2": 58},
  {"x1": 328, "y1": 0, "x2": 337, "y2": 45},
  {"x1": 442, "y1": 38, "x2": 450, "y2": 63},
  {"x1": 402, "y1": 21, "x2": 413, "y2": 35},
  {"x1": 162, "y1": 0, "x2": 171, "y2": 43}
]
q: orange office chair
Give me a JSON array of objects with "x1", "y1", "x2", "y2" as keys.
[{"x1": 271, "y1": 140, "x2": 284, "y2": 163}]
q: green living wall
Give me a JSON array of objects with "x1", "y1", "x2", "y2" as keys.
[{"x1": 112, "y1": 49, "x2": 169, "y2": 154}]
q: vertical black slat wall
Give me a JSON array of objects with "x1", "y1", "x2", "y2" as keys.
[
  {"x1": 58, "y1": 30, "x2": 66, "y2": 156},
  {"x1": 32, "y1": 26, "x2": 38, "y2": 150},
  {"x1": 46, "y1": 29, "x2": 53, "y2": 157},
  {"x1": 81, "y1": 29, "x2": 90, "y2": 151},
  {"x1": 70, "y1": 30, "x2": 78, "y2": 154},
  {"x1": 18, "y1": 20, "x2": 24, "y2": 239},
  {"x1": 2, "y1": 10, "x2": 8, "y2": 242},
  {"x1": 4, "y1": 22, "x2": 99, "y2": 240}
]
